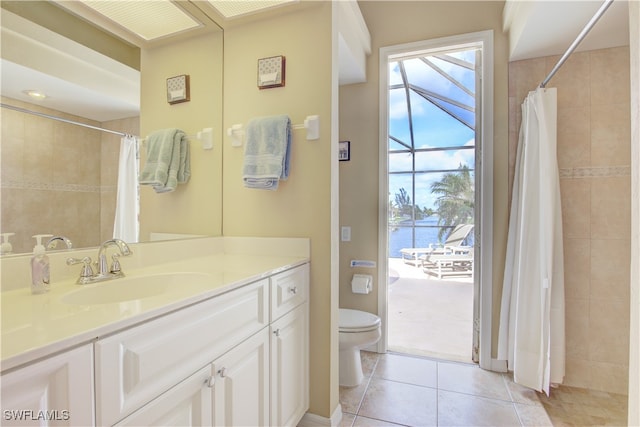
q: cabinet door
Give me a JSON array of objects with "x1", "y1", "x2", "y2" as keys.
[
  {"x1": 116, "y1": 366, "x2": 212, "y2": 426},
  {"x1": 96, "y1": 279, "x2": 269, "y2": 425},
  {"x1": 0, "y1": 345, "x2": 94, "y2": 427},
  {"x1": 212, "y1": 328, "x2": 270, "y2": 427},
  {"x1": 271, "y1": 304, "x2": 309, "y2": 427}
]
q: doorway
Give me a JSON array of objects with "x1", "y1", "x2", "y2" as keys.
[{"x1": 377, "y1": 31, "x2": 495, "y2": 367}]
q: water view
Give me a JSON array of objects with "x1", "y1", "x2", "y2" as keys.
[{"x1": 389, "y1": 217, "x2": 474, "y2": 258}]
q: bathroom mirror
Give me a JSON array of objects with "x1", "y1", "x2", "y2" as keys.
[{"x1": 0, "y1": 1, "x2": 224, "y2": 254}]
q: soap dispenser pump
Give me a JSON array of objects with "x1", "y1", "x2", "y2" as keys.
[
  {"x1": 0, "y1": 233, "x2": 15, "y2": 255},
  {"x1": 31, "y1": 234, "x2": 53, "y2": 294}
]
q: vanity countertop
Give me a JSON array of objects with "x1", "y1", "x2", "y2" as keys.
[{"x1": 0, "y1": 237, "x2": 309, "y2": 372}]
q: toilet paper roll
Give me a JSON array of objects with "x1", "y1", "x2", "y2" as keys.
[{"x1": 352, "y1": 274, "x2": 372, "y2": 294}]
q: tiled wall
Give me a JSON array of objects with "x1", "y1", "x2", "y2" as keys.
[
  {"x1": 0, "y1": 97, "x2": 138, "y2": 253},
  {"x1": 508, "y1": 46, "x2": 631, "y2": 395}
]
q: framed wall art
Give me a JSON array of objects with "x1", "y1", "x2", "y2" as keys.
[
  {"x1": 166, "y1": 74, "x2": 190, "y2": 104},
  {"x1": 339, "y1": 141, "x2": 351, "y2": 161},
  {"x1": 258, "y1": 55, "x2": 285, "y2": 89}
]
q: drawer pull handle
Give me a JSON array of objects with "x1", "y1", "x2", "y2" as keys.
[
  {"x1": 218, "y1": 368, "x2": 228, "y2": 378},
  {"x1": 273, "y1": 329, "x2": 280, "y2": 337},
  {"x1": 206, "y1": 376, "x2": 215, "y2": 387},
  {"x1": 288, "y1": 286, "x2": 298, "y2": 294}
]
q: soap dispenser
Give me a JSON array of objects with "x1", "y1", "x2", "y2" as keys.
[
  {"x1": 0, "y1": 233, "x2": 14, "y2": 255},
  {"x1": 31, "y1": 234, "x2": 53, "y2": 294}
]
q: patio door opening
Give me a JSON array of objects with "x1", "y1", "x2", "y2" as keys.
[{"x1": 378, "y1": 32, "x2": 494, "y2": 365}]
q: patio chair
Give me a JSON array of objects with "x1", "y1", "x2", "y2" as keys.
[
  {"x1": 421, "y1": 245, "x2": 473, "y2": 279},
  {"x1": 399, "y1": 223, "x2": 474, "y2": 266}
]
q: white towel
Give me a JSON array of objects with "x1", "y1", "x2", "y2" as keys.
[
  {"x1": 139, "y1": 128, "x2": 190, "y2": 193},
  {"x1": 242, "y1": 115, "x2": 291, "y2": 190}
]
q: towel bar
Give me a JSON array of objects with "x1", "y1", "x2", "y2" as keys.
[
  {"x1": 228, "y1": 115, "x2": 320, "y2": 147},
  {"x1": 141, "y1": 127, "x2": 213, "y2": 150}
]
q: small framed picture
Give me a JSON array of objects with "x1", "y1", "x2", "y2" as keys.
[
  {"x1": 339, "y1": 141, "x2": 350, "y2": 161},
  {"x1": 258, "y1": 55, "x2": 285, "y2": 89},
  {"x1": 166, "y1": 74, "x2": 190, "y2": 104}
]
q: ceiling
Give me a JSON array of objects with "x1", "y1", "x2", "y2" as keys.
[
  {"x1": 0, "y1": 1, "x2": 631, "y2": 123},
  {"x1": 505, "y1": 0, "x2": 630, "y2": 61}
]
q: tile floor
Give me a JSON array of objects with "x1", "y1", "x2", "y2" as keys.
[{"x1": 339, "y1": 352, "x2": 628, "y2": 427}]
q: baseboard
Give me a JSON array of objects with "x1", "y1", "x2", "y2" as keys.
[
  {"x1": 490, "y1": 358, "x2": 508, "y2": 372},
  {"x1": 298, "y1": 404, "x2": 343, "y2": 427}
]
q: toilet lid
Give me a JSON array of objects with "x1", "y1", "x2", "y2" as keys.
[{"x1": 339, "y1": 309, "x2": 381, "y2": 332}]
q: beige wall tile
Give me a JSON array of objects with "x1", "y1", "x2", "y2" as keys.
[
  {"x1": 591, "y1": 176, "x2": 631, "y2": 239},
  {"x1": 590, "y1": 238, "x2": 631, "y2": 301},
  {"x1": 557, "y1": 107, "x2": 591, "y2": 169},
  {"x1": 563, "y1": 238, "x2": 591, "y2": 299},
  {"x1": 565, "y1": 297, "x2": 590, "y2": 360},
  {"x1": 591, "y1": 103, "x2": 631, "y2": 167},
  {"x1": 588, "y1": 298, "x2": 630, "y2": 365},
  {"x1": 590, "y1": 361, "x2": 630, "y2": 395},
  {"x1": 591, "y1": 47, "x2": 631, "y2": 106},
  {"x1": 560, "y1": 178, "x2": 591, "y2": 239},
  {"x1": 564, "y1": 358, "x2": 592, "y2": 389},
  {"x1": 509, "y1": 57, "x2": 546, "y2": 102},
  {"x1": 545, "y1": 51, "x2": 590, "y2": 109}
]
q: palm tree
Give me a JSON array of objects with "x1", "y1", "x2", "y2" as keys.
[{"x1": 430, "y1": 164, "x2": 474, "y2": 241}]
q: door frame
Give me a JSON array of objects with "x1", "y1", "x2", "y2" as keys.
[{"x1": 377, "y1": 30, "x2": 495, "y2": 370}]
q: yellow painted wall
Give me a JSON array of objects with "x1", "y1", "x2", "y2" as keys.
[
  {"x1": 339, "y1": 1, "x2": 509, "y2": 357},
  {"x1": 139, "y1": 31, "x2": 224, "y2": 240},
  {"x1": 222, "y1": 2, "x2": 338, "y2": 419}
]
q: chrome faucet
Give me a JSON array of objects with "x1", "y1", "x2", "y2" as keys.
[
  {"x1": 97, "y1": 239, "x2": 132, "y2": 276},
  {"x1": 67, "y1": 239, "x2": 132, "y2": 285},
  {"x1": 47, "y1": 236, "x2": 73, "y2": 250}
]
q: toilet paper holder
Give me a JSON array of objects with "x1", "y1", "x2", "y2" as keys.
[{"x1": 352, "y1": 274, "x2": 373, "y2": 294}]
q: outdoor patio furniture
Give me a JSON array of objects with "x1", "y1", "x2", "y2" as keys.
[
  {"x1": 399, "y1": 223, "x2": 474, "y2": 266},
  {"x1": 421, "y1": 246, "x2": 474, "y2": 279}
]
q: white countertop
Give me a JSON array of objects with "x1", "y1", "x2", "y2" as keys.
[{"x1": 0, "y1": 237, "x2": 309, "y2": 372}]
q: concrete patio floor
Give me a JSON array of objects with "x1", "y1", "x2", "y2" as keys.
[{"x1": 387, "y1": 257, "x2": 474, "y2": 363}]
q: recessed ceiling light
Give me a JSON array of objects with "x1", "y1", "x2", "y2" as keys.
[
  {"x1": 80, "y1": 0, "x2": 201, "y2": 41},
  {"x1": 206, "y1": 0, "x2": 297, "y2": 19},
  {"x1": 23, "y1": 90, "x2": 48, "y2": 100}
]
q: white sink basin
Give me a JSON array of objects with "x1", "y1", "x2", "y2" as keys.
[{"x1": 61, "y1": 272, "x2": 213, "y2": 305}]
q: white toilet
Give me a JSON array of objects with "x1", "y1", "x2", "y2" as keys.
[{"x1": 339, "y1": 308, "x2": 381, "y2": 387}]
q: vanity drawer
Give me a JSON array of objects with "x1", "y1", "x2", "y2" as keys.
[
  {"x1": 271, "y1": 264, "x2": 309, "y2": 320},
  {"x1": 95, "y1": 279, "x2": 269, "y2": 426}
]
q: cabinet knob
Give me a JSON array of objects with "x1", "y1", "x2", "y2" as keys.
[
  {"x1": 273, "y1": 329, "x2": 280, "y2": 337},
  {"x1": 206, "y1": 376, "x2": 215, "y2": 387},
  {"x1": 288, "y1": 286, "x2": 298, "y2": 294},
  {"x1": 218, "y1": 368, "x2": 228, "y2": 378}
]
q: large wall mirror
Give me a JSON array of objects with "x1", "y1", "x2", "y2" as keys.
[{"x1": 0, "y1": 1, "x2": 224, "y2": 255}]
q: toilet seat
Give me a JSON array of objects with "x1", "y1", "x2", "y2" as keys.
[{"x1": 339, "y1": 308, "x2": 381, "y2": 333}]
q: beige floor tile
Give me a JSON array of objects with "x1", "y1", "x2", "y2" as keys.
[
  {"x1": 374, "y1": 353, "x2": 437, "y2": 388},
  {"x1": 503, "y1": 374, "x2": 544, "y2": 406},
  {"x1": 340, "y1": 381, "x2": 370, "y2": 415},
  {"x1": 340, "y1": 412, "x2": 356, "y2": 427},
  {"x1": 437, "y1": 390, "x2": 521, "y2": 426},
  {"x1": 353, "y1": 415, "x2": 407, "y2": 426},
  {"x1": 358, "y1": 378, "x2": 437, "y2": 426},
  {"x1": 514, "y1": 403, "x2": 553, "y2": 427},
  {"x1": 437, "y1": 361, "x2": 511, "y2": 401}
]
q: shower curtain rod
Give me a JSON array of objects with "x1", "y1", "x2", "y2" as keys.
[
  {"x1": 540, "y1": 0, "x2": 614, "y2": 88},
  {"x1": 0, "y1": 103, "x2": 136, "y2": 138}
]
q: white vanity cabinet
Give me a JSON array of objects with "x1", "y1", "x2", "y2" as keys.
[
  {"x1": 270, "y1": 265, "x2": 310, "y2": 427},
  {"x1": 211, "y1": 327, "x2": 270, "y2": 426},
  {"x1": 116, "y1": 366, "x2": 213, "y2": 426},
  {"x1": 96, "y1": 262, "x2": 309, "y2": 427},
  {"x1": 95, "y1": 278, "x2": 270, "y2": 426},
  {"x1": 0, "y1": 345, "x2": 94, "y2": 427}
]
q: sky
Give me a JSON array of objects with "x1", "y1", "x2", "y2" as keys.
[{"x1": 387, "y1": 48, "x2": 477, "y2": 211}]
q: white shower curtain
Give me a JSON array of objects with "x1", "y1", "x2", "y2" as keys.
[
  {"x1": 113, "y1": 135, "x2": 140, "y2": 243},
  {"x1": 497, "y1": 87, "x2": 565, "y2": 396}
]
